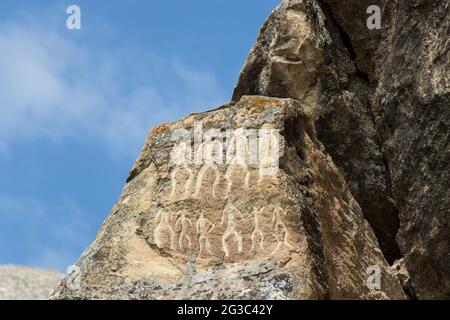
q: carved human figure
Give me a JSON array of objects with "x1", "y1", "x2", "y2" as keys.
[
  {"x1": 196, "y1": 212, "x2": 215, "y2": 258},
  {"x1": 175, "y1": 210, "x2": 193, "y2": 251},
  {"x1": 270, "y1": 200, "x2": 292, "y2": 255},
  {"x1": 170, "y1": 165, "x2": 194, "y2": 199},
  {"x1": 170, "y1": 138, "x2": 191, "y2": 166},
  {"x1": 221, "y1": 202, "x2": 244, "y2": 257},
  {"x1": 194, "y1": 130, "x2": 223, "y2": 197},
  {"x1": 225, "y1": 128, "x2": 250, "y2": 192},
  {"x1": 170, "y1": 136, "x2": 195, "y2": 199},
  {"x1": 249, "y1": 206, "x2": 268, "y2": 253},
  {"x1": 258, "y1": 128, "x2": 280, "y2": 181},
  {"x1": 154, "y1": 208, "x2": 175, "y2": 250}
]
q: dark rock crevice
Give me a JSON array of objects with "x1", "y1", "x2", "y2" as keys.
[
  {"x1": 317, "y1": 0, "x2": 402, "y2": 265},
  {"x1": 321, "y1": 0, "x2": 450, "y2": 298},
  {"x1": 233, "y1": 0, "x2": 405, "y2": 266},
  {"x1": 283, "y1": 116, "x2": 331, "y2": 299},
  {"x1": 331, "y1": 12, "x2": 370, "y2": 84}
]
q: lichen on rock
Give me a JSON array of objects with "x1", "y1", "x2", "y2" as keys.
[
  {"x1": 50, "y1": 0, "x2": 448, "y2": 300},
  {"x1": 50, "y1": 96, "x2": 405, "y2": 299}
]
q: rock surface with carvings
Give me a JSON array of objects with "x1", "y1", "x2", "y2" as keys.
[
  {"x1": 50, "y1": 96, "x2": 405, "y2": 299},
  {"x1": 50, "y1": 0, "x2": 448, "y2": 299},
  {"x1": 233, "y1": 0, "x2": 449, "y2": 299}
]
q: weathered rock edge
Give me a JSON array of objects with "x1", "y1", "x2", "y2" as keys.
[
  {"x1": 50, "y1": 96, "x2": 406, "y2": 300},
  {"x1": 233, "y1": 0, "x2": 449, "y2": 299}
]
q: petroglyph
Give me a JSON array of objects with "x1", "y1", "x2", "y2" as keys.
[
  {"x1": 175, "y1": 211, "x2": 193, "y2": 251},
  {"x1": 168, "y1": 124, "x2": 282, "y2": 201},
  {"x1": 170, "y1": 165, "x2": 194, "y2": 199},
  {"x1": 195, "y1": 129, "x2": 224, "y2": 165},
  {"x1": 225, "y1": 128, "x2": 250, "y2": 192},
  {"x1": 154, "y1": 209, "x2": 175, "y2": 250},
  {"x1": 196, "y1": 212, "x2": 215, "y2": 258},
  {"x1": 170, "y1": 138, "x2": 192, "y2": 166},
  {"x1": 149, "y1": 197, "x2": 292, "y2": 260},
  {"x1": 249, "y1": 206, "x2": 267, "y2": 253},
  {"x1": 270, "y1": 203, "x2": 292, "y2": 256},
  {"x1": 194, "y1": 132, "x2": 223, "y2": 197},
  {"x1": 221, "y1": 202, "x2": 244, "y2": 257},
  {"x1": 259, "y1": 128, "x2": 280, "y2": 181},
  {"x1": 194, "y1": 164, "x2": 221, "y2": 198}
]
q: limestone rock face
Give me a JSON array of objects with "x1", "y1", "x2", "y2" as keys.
[
  {"x1": 50, "y1": 96, "x2": 405, "y2": 299},
  {"x1": 370, "y1": 0, "x2": 450, "y2": 300},
  {"x1": 391, "y1": 259, "x2": 415, "y2": 300},
  {"x1": 0, "y1": 265, "x2": 63, "y2": 300},
  {"x1": 234, "y1": 0, "x2": 449, "y2": 299},
  {"x1": 50, "y1": 0, "x2": 448, "y2": 299},
  {"x1": 233, "y1": 0, "x2": 402, "y2": 267}
]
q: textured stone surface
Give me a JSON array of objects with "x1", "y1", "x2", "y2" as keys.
[
  {"x1": 50, "y1": 96, "x2": 405, "y2": 299},
  {"x1": 233, "y1": 0, "x2": 401, "y2": 265},
  {"x1": 372, "y1": 0, "x2": 449, "y2": 299},
  {"x1": 0, "y1": 265, "x2": 63, "y2": 300},
  {"x1": 50, "y1": 0, "x2": 448, "y2": 299},
  {"x1": 234, "y1": 0, "x2": 449, "y2": 299},
  {"x1": 391, "y1": 259, "x2": 415, "y2": 299}
]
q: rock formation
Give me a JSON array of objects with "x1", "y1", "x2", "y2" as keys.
[
  {"x1": 50, "y1": 0, "x2": 448, "y2": 299},
  {"x1": 0, "y1": 265, "x2": 63, "y2": 300},
  {"x1": 50, "y1": 96, "x2": 405, "y2": 299},
  {"x1": 233, "y1": 0, "x2": 449, "y2": 299}
]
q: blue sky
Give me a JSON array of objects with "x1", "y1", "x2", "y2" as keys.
[{"x1": 0, "y1": 1, "x2": 279, "y2": 271}]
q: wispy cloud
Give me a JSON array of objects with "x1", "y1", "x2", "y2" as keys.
[
  {"x1": 0, "y1": 15, "x2": 227, "y2": 158},
  {"x1": 0, "y1": 6, "x2": 228, "y2": 271},
  {"x1": 0, "y1": 194, "x2": 93, "y2": 271}
]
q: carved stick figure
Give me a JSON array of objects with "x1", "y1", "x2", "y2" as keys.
[
  {"x1": 194, "y1": 138, "x2": 222, "y2": 197},
  {"x1": 194, "y1": 164, "x2": 221, "y2": 197},
  {"x1": 225, "y1": 128, "x2": 250, "y2": 192},
  {"x1": 154, "y1": 209, "x2": 175, "y2": 250},
  {"x1": 270, "y1": 204, "x2": 292, "y2": 255},
  {"x1": 221, "y1": 202, "x2": 244, "y2": 257},
  {"x1": 170, "y1": 165, "x2": 194, "y2": 199},
  {"x1": 170, "y1": 140, "x2": 191, "y2": 166},
  {"x1": 196, "y1": 212, "x2": 215, "y2": 258},
  {"x1": 175, "y1": 211, "x2": 193, "y2": 250},
  {"x1": 249, "y1": 206, "x2": 267, "y2": 253},
  {"x1": 259, "y1": 129, "x2": 280, "y2": 182}
]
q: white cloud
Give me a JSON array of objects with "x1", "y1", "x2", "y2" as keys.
[
  {"x1": 0, "y1": 20, "x2": 227, "y2": 158},
  {"x1": 0, "y1": 194, "x2": 93, "y2": 271},
  {"x1": 0, "y1": 11, "x2": 229, "y2": 271}
]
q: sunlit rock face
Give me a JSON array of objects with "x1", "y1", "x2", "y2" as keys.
[
  {"x1": 234, "y1": 0, "x2": 449, "y2": 299},
  {"x1": 50, "y1": 0, "x2": 448, "y2": 300},
  {"x1": 233, "y1": 0, "x2": 402, "y2": 267},
  {"x1": 49, "y1": 96, "x2": 404, "y2": 300}
]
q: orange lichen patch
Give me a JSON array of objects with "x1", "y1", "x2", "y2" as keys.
[
  {"x1": 150, "y1": 123, "x2": 171, "y2": 139},
  {"x1": 241, "y1": 96, "x2": 283, "y2": 112}
]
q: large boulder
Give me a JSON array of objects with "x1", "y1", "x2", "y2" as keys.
[
  {"x1": 50, "y1": 0, "x2": 448, "y2": 299},
  {"x1": 233, "y1": 0, "x2": 449, "y2": 299},
  {"x1": 233, "y1": 0, "x2": 402, "y2": 268},
  {"x1": 371, "y1": 0, "x2": 449, "y2": 299},
  {"x1": 50, "y1": 96, "x2": 405, "y2": 299}
]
